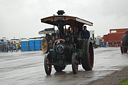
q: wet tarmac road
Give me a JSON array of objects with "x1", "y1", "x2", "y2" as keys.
[{"x1": 0, "y1": 47, "x2": 128, "y2": 85}]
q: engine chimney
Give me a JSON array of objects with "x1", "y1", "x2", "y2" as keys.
[{"x1": 57, "y1": 10, "x2": 65, "y2": 15}]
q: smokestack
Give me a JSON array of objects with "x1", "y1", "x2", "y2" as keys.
[{"x1": 57, "y1": 10, "x2": 65, "y2": 15}]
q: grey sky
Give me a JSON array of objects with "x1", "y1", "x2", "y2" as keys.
[{"x1": 0, "y1": 0, "x2": 128, "y2": 39}]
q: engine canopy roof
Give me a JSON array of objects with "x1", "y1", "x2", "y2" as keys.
[{"x1": 41, "y1": 15, "x2": 93, "y2": 27}]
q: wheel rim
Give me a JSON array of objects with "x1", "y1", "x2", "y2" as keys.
[
  {"x1": 89, "y1": 43, "x2": 94, "y2": 68},
  {"x1": 42, "y1": 38, "x2": 47, "y2": 53},
  {"x1": 72, "y1": 53, "x2": 78, "y2": 74},
  {"x1": 122, "y1": 43, "x2": 124, "y2": 53},
  {"x1": 75, "y1": 56, "x2": 78, "y2": 72},
  {"x1": 47, "y1": 58, "x2": 51, "y2": 71},
  {"x1": 44, "y1": 54, "x2": 52, "y2": 75}
]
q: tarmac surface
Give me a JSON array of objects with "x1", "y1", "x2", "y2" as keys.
[
  {"x1": 0, "y1": 47, "x2": 128, "y2": 85},
  {"x1": 89, "y1": 66, "x2": 128, "y2": 85}
]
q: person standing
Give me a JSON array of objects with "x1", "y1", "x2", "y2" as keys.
[
  {"x1": 16, "y1": 43, "x2": 19, "y2": 51},
  {"x1": 9, "y1": 42, "x2": 13, "y2": 52},
  {"x1": 82, "y1": 26, "x2": 90, "y2": 39}
]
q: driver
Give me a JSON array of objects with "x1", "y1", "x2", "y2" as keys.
[{"x1": 82, "y1": 26, "x2": 90, "y2": 39}]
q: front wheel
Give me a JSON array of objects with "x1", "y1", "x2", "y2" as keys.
[
  {"x1": 44, "y1": 54, "x2": 52, "y2": 75},
  {"x1": 72, "y1": 53, "x2": 78, "y2": 74}
]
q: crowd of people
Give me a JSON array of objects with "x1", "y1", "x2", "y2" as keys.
[{"x1": 0, "y1": 42, "x2": 21, "y2": 52}]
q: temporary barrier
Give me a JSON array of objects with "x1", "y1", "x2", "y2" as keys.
[
  {"x1": 21, "y1": 41, "x2": 28, "y2": 51},
  {"x1": 40, "y1": 39, "x2": 42, "y2": 50},
  {"x1": 28, "y1": 40, "x2": 35, "y2": 51},
  {"x1": 101, "y1": 42, "x2": 106, "y2": 47},
  {"x1": 35, "y1": 39, "x2": 42, "y2": 50},
  {"x1": 21, "y1": 39, "x2": 42, "y2": 51}
]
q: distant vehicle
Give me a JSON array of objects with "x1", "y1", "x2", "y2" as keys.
[
  {"x1": 120, "y1": 31, "x2": 128, "y2": 53},
  {"x1": 40, "y1": 10, "x2": 94, "y2": 75}
]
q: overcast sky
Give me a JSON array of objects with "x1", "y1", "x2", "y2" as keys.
[{"x1": 0, "y1": 0, "x2": 128, "y2": 39}]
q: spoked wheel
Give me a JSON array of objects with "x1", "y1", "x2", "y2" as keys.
[
  {"x1": 54, "y1": 65, "x2": 66, "y2": 72},
  {"x1": 42, "y1": 38, "x2": 49, "y2": 53},
  {"x1": 82, "y1": 40, "x2": 94, "y2": 71},
  {"x1": 44, "y1": 54, "x2": 52, "y2": 75},
  {"x1": 120, "y1": 42, "x2": 127, "y2": 53},
  {"x1": 72, "y1": 53, "x2": 78, "y2": 74}
]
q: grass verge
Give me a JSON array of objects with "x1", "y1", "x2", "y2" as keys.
[{"x1": 120, "y1": 78, "x2": 128, "y2": 85}]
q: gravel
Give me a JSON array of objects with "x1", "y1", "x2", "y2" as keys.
[{"x1": 89, "y1": 66, "x2": 128, "y2": 85}]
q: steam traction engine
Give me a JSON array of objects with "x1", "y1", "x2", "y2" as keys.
[{"x1": 40, "y1": 10, "x2": 94, "y2": 75}]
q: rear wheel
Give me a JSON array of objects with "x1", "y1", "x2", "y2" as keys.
[
  {"x1": 72, "y1": 53, "x2": 78, "y2": 74},
  {"x1": 44, "y1": 54, "x2": 52, "y2": 75},
  {"x1": 82, "y1": 40, "x2": 94, "y2": 71},
  {"x1": 42, "y1": 38, "x2": 49, "y2": 53},
  {"x1": 54, "y1": 65, "x2": 66, "y2": 72}
]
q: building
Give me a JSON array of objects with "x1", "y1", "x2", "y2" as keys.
[{"x1": 104, "y1": 28, "x2": 128, "y2": 46}]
